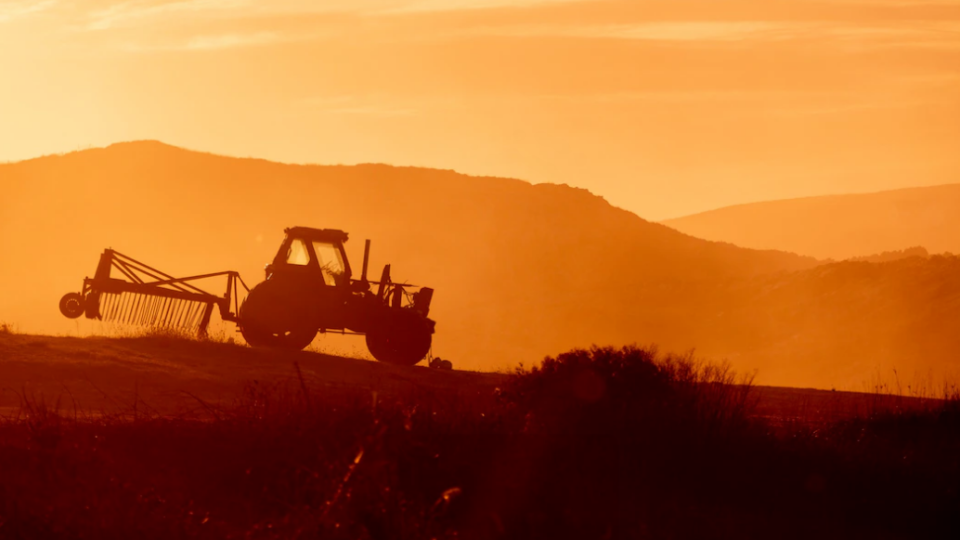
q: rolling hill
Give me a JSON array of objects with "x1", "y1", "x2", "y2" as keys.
[
  {"x1": 663, "y1": 184, "x2": 960, "y2": 260},
  {"x1": 2, "y1": 142, "x2": 958, "y2": 388}
]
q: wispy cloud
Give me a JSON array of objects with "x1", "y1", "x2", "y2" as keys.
[
  {"x1": 379, "y1": 0, "x2": 582, "y2": 14},
  {"x1": 575, "y1": 22, "x2": 788, "y2": 42},
  {"x1": 83, "y1": 0, "x2": 584, "y2": 30},
  {"x1": 86, "y1": 0, "x2": 248, "y2": 31},
  {"x1": 120, "y1": 29, "x2": 325, "y2": 51},
  {"x1": 302, "y1": 96, "x2": 417, "y2": 117},
  {"x1": 474, "y1": 19, "x2": 960, "y2": 48},
  {"x1": 182, "y1": 31, "x2": 278, "y2": 49},
  {"x1": 0, "y1": 0, "x2": 56, "y2": 23},
  {"x1": 321, "y1": 106, "x2": 417, "y2": 116}
]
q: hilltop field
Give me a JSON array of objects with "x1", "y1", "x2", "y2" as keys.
[
  {"x1": 4, "y1": 141, "x2": 960, "y2": 389},
  {"x1": 0, "y1": 331, "x2": 937, "y2": 423}
]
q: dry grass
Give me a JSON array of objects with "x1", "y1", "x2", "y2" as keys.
[{"x1": 0, "y1": 345, "x2": 956, "y2": 539}]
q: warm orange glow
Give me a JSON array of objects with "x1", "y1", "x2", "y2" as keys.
[
  {"x1": 1, "y1": 0, "x2": 958, "y2": 220},
  {"x1": 2, "y1": 2, "x2": 959, "y2": 391}
]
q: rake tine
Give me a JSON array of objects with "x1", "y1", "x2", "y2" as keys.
[
  {"x1": 165, "y1": 298, "x2": 176, "y2": 327},
  {"x1": 106, "y1": 294, "x2": 118, "y2": 321},
  {"x1": 176, "y1": 299, "x2": 186, "y2": 328},
  {"x1": 130, "y1": 294, "x2": 141, "y2": 324},
  {"x1": 131, "y1": 294, "x2": 140, "y2": 324},
  {"x1": 167, "y1": 298, "x2": 179, "y2": 328},
  {"x1": 128, "y1": 293, "x2": 141, "y2": 324},
  {"x1": 153, "y1": 297, "x2": 164, "y2": 326},
  {"x1": 184, "y1": 302, "x2": 194, "y2": 330},
  {"x1": 194, "y1": 303, "x2": 204, "y2": 330},
  {"x1": 160, "y1": 298, "x2": 173, "y2": 328},
  {"x1": 139, "y1": 296, "x2": 150, "y2": 326},
  {"x1": 189, "y1": 302, "x2": 201, "y2": 331},
  {"x1": 186, "y1": 303, "x2": 194, "y2": 330},
  {"x1": 148, "y1": 296, "x2": 160, "y2": 326},
  {"x1": 155, "y1": 297, "x2": 165, "y2": 327},
  {"x1": 174, "y1": 300, "x2": 186, "y2": 328},
  {"x1": 167, "y1": 299, "x2": 178, "y2": 328},
  {"x1": 147, "y1": 296, "x2": 157, "y2": 326},
  {"x1": 181, "y1": 301, "x2": 192, "y2": 329}
]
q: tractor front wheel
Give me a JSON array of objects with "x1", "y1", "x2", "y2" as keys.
[{"x1": 365, "y1": 316, "x2": 432, "y2": 366}]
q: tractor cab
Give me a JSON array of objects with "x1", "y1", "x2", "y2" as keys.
[{"x1": 267, "y1": 227, "x2": 352, "y2": 287}]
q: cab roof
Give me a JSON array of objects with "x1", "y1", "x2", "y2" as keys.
[{"x1": 285, "y1": 227, "x2": 349, "y2": 243}]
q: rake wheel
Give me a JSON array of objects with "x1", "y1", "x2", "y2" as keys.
[{"x1": 59, "y1": 293, "x2": 85, "y2": 319}]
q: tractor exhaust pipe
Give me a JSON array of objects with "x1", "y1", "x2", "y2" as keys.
[{"x1": 361, "y1": 239, "x2": 371, "y2": 283}]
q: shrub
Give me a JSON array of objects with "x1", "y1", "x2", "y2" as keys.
[{"x1": 502, "y1": 345, "x2": 756, "y2": 436}]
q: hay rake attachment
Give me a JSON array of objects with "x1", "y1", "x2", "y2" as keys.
[{"x1": 59, "y1": 249, "x2": 248, "y2": 336}]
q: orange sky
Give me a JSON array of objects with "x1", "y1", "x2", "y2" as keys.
[{"x1": 1, "y1": 0, "x2": 958, "y2": 219}]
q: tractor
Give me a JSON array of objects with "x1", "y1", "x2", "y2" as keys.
[
  {"x1": 58, "y1": 227, "x2": 443, "y2": 367},
  {"x1": 240, "y1": 227, "x2": 436, "y2": 365}
]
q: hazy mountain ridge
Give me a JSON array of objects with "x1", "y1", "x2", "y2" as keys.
[
  {"x1": 663, "y1": 184, "x2": 960, "y2": 260},
  {"x1": 2, "y1": 141, "x2": 958, "y2": 388}
]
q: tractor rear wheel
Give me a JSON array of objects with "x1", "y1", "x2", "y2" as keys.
[
  {"x1": 365, "y1": 315, "x2": 432, "y2": 366},
  {"x1": 240, "y1": 281, "x2": 317, "y2": 351}
]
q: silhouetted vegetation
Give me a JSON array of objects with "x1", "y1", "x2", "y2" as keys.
[
  {"x1": 849, "y1": 246, "x2": 929, "y2": 263},
  {"x1": 0, "y1": 346, "x2": 957, "y2": 539}
]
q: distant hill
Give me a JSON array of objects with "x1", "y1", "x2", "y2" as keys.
[
  {"x1": 2, "y1": 142, "x2": 958, "y2": 388},
  {"x1": 663, "y1": 184, "x2": 960, "y2": 260},
  {"x1": 849, "y1": 247, "x2": 929, "y2": 264}
]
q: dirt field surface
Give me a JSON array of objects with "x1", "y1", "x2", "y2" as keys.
[
  {"x1": 0, "y1": 333, "x2": 504, "y2": 417},
  {"x1": 0, "y1": 332, "x2": 938, "y2": 422}
]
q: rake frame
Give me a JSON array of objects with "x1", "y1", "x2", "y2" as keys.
[{"x1": 77, "y1": 249, "x2": 248, "y2": 336}]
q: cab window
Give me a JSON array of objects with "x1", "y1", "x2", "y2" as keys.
[
  {"x1": 286, "y1": 239, "x2": 310, "y2": 266},
  {"x1": 313, "y1": 241, "x2": 345, "y2": 286}
]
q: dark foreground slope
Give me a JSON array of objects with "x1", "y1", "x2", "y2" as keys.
[
  {"x1": 0, "y1": 343, "x2": 956, "y2": 540},
  {"x1": 2, "y1": 142, "x2": 960, "y2": 388},
  {"x1": 663, "y1": 183, "x2": 960, "y2": 260}
]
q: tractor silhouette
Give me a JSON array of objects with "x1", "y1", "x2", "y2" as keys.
[
  {"x1": 240, "y1": 227, "x2": 435, "y2": 365},
  {"x1": 58, "y1": 227, "x2": 444, "y2": 368}
]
